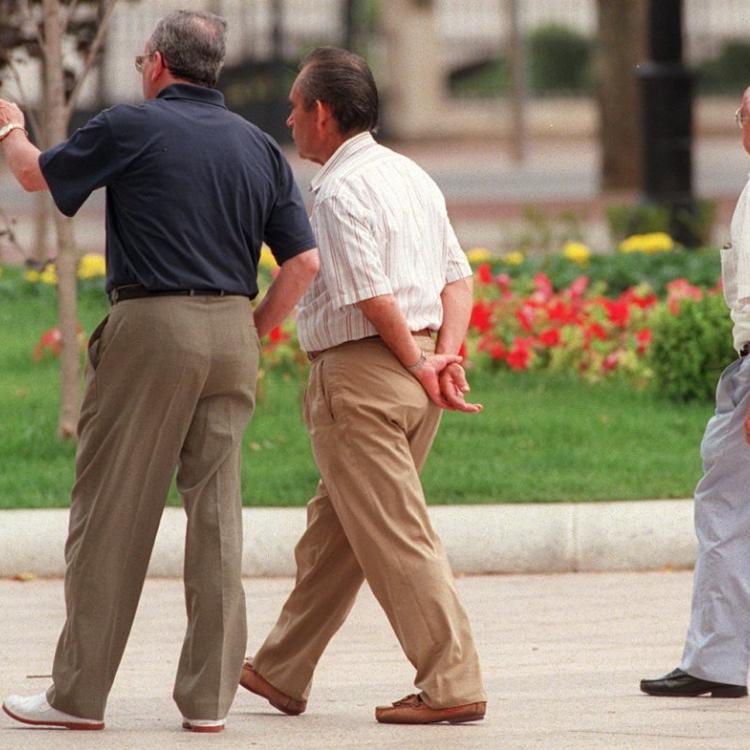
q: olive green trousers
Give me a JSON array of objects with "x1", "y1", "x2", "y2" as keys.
[{"x1": 47, "y1": 295, "x2": 258, "y2": 721}]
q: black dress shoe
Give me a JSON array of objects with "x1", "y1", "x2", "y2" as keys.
[{"x1": 640, "y1": 668, "x2": 748, "y2": 698}]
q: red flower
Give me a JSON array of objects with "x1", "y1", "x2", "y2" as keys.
[
  {"x1": 547, "y1": 300, "x2": 579, "y2": 325},
  {"x1": 33, "y1": 327, "x2": 62, "y2": 361},
  {"x1": 567, "y1": 275, "x2": 589, "y2": 299},
  {"x1": 470, "y1": 301, "x2": 493, "y2": 333},
  {"x1": 458, "y1": 340, "x2": 467, "y2": 359},
  {"x1": 636, "y1": 328, "x2": 652, "y2": 354},
  {"x1": 604, "y1": 299, "x2": 630, "y2": 327},
  {"x1": 585, "y1": 323, "x2": 607, "y2": 343},
  {"x1": 477, "y1": 263, "x2": 493, "y2": 285},
  {"x1": 539, "y1": 328, "x2": 560, "y2": 347},
  {"x1": 602, "y1": 352, "x2": 619, "y2": 372},
  {"x1": 666, "y1": 278, "x2": 703, "y2": 302},
  {"x1": 506, "y1": 348, "x2": 530, "y2": 370},
  {"x1": 495, "y1": 273, "x2": 512, "y2": 291},
  {"x1": 623, "y1": 289, "x2": 657, "y2": 309},
  {"x1": 506, "y1": 337, "x2": 532, "y2": 370},
  {"x1": 488, "y1": 342, "x2": 506, "y2": 360},
  {"x1": 516, "y1": 304, "x2": 535, "y2": 332},
  {"x1": 533, "y1": 272, "x2": 553, "y2": 302},
  {"x1": 268, "y1": 326, "x2": 290, "y2": 344}
]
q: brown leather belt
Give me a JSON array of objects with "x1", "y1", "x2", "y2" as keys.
[{"x1": 306, "y1": 329, "x2": 433, "y2": 362}]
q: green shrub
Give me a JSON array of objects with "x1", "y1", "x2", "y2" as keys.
[
  {"x1": 607, "y1": 200, "x2": 716, "y2": 246},
  {"x1": 647, "y1": 293, "x2": 735, "y2": 402},
  {"x1": 607, "y1": 204, "x2": 671, "y2": 241},
  {"x1": 448, "y1": 57, "x2": 509, "y2": 98},
  {"x1": 527, "y1": 23, "x2": 592, "y2": 93},
  {"x1": 696, "y1": 40, "x2": 750, "y2": 94},
  {"x1": 495, "y1": 248, "x2": 721, "y2": 297}
]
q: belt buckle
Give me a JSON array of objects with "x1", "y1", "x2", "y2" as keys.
[{"x1": 110, "y1": 288, "x2": 119, "y2": 304}]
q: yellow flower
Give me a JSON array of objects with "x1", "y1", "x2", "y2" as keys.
[
  {"x1": 502, "y1": 251, "x2": 525, "y2": 266},
  {"x1": 466, "y1": 247, "x2": 492, "y2": 265},
  {"x1": 259, "y1": 244, "x2": 277, "y2": 270},
  {"x1": 39, "y1": 263, "x2": 57, "y2": 285},
  {"x1": 619, "y1": 232, "x2": 674, "y2": 254},
  {"x1": 24, "y1": 270, "x2": 41, "y2": 283},
  {"x1": 562, "y1": 241, "x2": 591, "y2": 265},
  {"x1": 77, "y1": 253, "x2": 106, "y2": 279}
]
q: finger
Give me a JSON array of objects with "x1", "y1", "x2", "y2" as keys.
[
  {"x1": 439, "y1": 382, "x2": 483, "y2": 413},
  {"x1": 427, "y1": 389, "x2": 452, "y2": 409},
  {"x1": 421, "y1": 371, "x2": 452, "y2": 409},
  {"x1": 450, "y1": 397, "x2": 483, "y2": 413}
]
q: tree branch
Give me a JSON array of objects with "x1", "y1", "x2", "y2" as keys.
[
  {"x1": 64, "y1": 0, "x2": 119, "y2": 122},
  {"x1": 19, "y1": 0, "x2": 48, "y2": 62},
  {"x1": 0, "y1": 205, "x2": 28, "y2": 262},
  {"x1": 63, "y1": 0, "x2": 83, "y2": 34},
  {"x1": 5, "y1": 57, "x2": 44, "y2": 140}
]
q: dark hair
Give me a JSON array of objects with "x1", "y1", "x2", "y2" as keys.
[
  {"x1": 149, "y1": 10, "x2": 227, "y2": 88},
  {"x1": 297, "y1": 47, "x2": 379, "y2": 134}
]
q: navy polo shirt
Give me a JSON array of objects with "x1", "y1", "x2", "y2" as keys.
[{"x1": 39, "y1": 83, "x2": 315, "y2": 298}]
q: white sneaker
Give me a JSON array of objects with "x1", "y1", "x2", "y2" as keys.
[
  {"x1": 182, "y1": 717, "x2": 226, "y2": 733},
  {"x1": 3, "y1": 691, "x2": 104, "y2": 730}
]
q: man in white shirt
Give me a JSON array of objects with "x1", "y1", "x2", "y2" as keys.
[
  {"x1": 640, "y1": 86, "x2": 750, "y2": 699},
  {"x1": 238, "y1": 47, "x2": 487, "y2": 724}
]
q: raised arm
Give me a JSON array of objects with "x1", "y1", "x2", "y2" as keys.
[{"x1": 0, "y1": 100, "x2": 47, "y2": 192}]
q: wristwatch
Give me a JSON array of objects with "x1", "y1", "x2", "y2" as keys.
[{"x1": 0, "y1": 123, "x2": 28, "y2": 142}]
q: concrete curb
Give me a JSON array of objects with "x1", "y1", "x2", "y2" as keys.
[{"x1": 0, "y1": 500, "x2": 697, "y2": 577}]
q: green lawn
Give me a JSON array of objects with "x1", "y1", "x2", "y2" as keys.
[{"x1": 0, "y1": 280, "x2": 714, "y2": 508}]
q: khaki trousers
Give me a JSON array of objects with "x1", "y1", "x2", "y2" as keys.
[
  {"x1": 254, "y1": 337, "x2": 485, "y2": 708},
  {"x1": 46, "y1": 295, "x2": 259, "y2": 721}
]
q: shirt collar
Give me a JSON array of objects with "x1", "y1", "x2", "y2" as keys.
[
  {"x1": 310, "y1": 131, "x2": 376, "y2": 194},
  {"x1": 156, "y1": 83, "x2": 226, "y2": 108}
]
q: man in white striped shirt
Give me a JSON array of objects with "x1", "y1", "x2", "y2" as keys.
[{"x1": 239, "y1": 47, "x2": 487, "y2": 725}]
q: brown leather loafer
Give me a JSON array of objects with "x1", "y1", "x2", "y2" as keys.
[
  {"x1": 375, "y1": 693, "x2": 486, "y2": 724},
  {"x1": 239, "y1": 661, "x2": 306, "y2": 715}
]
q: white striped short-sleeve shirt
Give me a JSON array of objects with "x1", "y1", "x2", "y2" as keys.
[
  {"x1": 723, "y1": 175, "x2": 750, "y2": 352},
  {"x1": 296, "y1": 132, "x2": 472, "y2": 352}
]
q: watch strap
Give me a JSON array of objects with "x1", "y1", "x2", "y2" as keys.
[{"x1": 0, "y1": 123, "x2": 29, "y2": 142}]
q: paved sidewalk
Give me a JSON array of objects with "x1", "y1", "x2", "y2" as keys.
[{"x1": 1, "y1": 571, "x2": 748, "y2": 749}]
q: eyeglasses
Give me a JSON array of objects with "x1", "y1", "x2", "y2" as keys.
[
  {"x1": 134, "y1": 52, "x2": 155, "y2": 73},
  {"x1": 736, "y1": 107, "x2": 747, "y2": 129}
]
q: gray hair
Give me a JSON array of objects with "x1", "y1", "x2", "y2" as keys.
[{"x1": 149, "y1": 10, "x2": 227, "y2": 88}]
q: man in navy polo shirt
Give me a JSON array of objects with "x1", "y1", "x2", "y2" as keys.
[{"x1": 0, "y1": 10, "x2": 318, "y2": 734}]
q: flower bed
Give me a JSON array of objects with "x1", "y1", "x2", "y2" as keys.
[{"x1": 4, "y1": 237, "x2": 734, "y2": 401}]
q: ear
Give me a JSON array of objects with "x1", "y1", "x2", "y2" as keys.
[
  {"x1": 152, "y1": 50, "x2": 167, "y2": 79},
  {"x1": 314, "y1": 100, "x2": 335, "y2": 131}
]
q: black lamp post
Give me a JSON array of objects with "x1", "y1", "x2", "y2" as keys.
[{"x1": 638, "y1": 0, "x2": 697, "y2": 245}]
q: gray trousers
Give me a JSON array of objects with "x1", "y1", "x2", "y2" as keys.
[
  {"x1": 46, "y1": 295, "x2": 258, "y2": 721},
  {"x1": 681, "y1": 354, "x2": 750, "y2": 686}
]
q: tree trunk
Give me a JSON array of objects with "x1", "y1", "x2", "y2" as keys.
[
  {"x1": 595, "y1": 0, "x2": 648, "y2": 190},
  {"x1": 31, "y1": 193, "x2": 51, "y2": 268},
  {"x1": 43, "y1": 0, "x2": 80, "y2": 439},
  {"x1": 382, "y1": 0, "x2": 443, "y2": 139}
]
